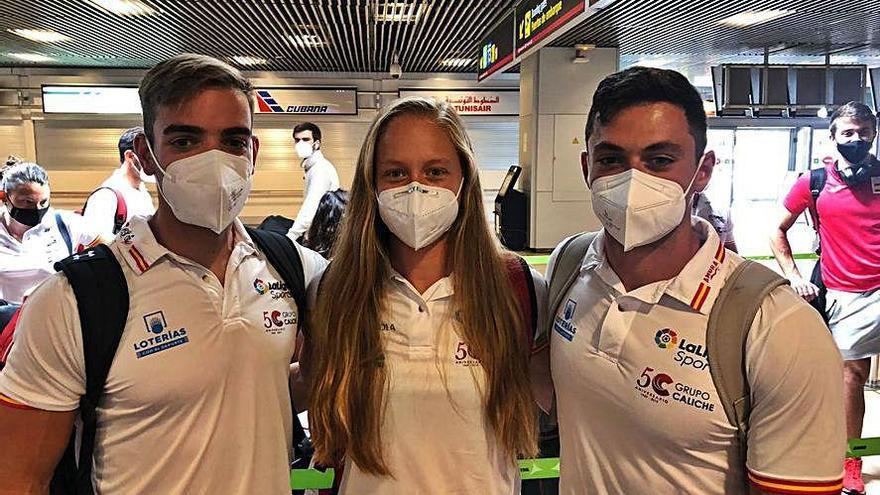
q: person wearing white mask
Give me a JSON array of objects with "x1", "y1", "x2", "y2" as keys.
[
  {"x1": 544, "y1": 67, "x2": 845, "y2": 494},
  {"x1": 0, "y1": 54, "x2": 326, "y2": 494},
  {"x1": 80, "y1": 126, "x2": 156, "y2": 242},
  {"x1": 289, "y1": 122, "x2": 340, "y2": 241},
  {"x1": 299, "y1": 97, "x2": 547, "y2": 494}
]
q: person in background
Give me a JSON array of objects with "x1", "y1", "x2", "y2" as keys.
[
  {"x1": 81, "y1": 126, "x2": 156, "y2": 240},
  {"x1": 692, "y1": 190, "x2": 737, "y2": 252},
  {"x1": 547, "y1": 66, "x2": 844, "y2": 495},
  {"x1": 771, "y1": 101, "x2": 880, "y2": 495},
  {"x1": 289, "y1": 122, "x2": 340, "y2": 241},
  {"x1": 302, "y1": 97, "x2": 545, "y2": 494},
  {"x1": 0, "y1": 161, "x2": 97, "y2": 304},
  {"x1": 302, "y1": 189, "x2": 348, "y2": 259}
]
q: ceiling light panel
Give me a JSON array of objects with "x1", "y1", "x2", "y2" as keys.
[
  {"x1": 374, "y1": 2, "x2": 426, "y2": 22},
  {"x1": 8, "y1": 29, "x2": 72, "y2": 43},
  {"x1": 85, "y1": 0, "x2": 156, "y2": 17},
  {"x1": 8, "y1": 53, "x2": 55, "y2": 62},
  {"x1": 717, "y1": 10, "x2": 795, "y2": 28},
  {"x1": 231, "y1": 56, "x2": 268, "y2": 66}
]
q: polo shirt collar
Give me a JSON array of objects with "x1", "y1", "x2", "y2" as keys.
[
  {"x1": 117, "y1": 216, "x2": 254, "y2": 275},
  {"x1": 389, "y1": 267, "x2": 455, "y2": 301},
  {"x1": 584, "y1": 218, "x2": 727, "y2": 315}
]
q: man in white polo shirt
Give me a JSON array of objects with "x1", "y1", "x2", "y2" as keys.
[
  {"x1": 0, "y1": 54, "x2": 325, "y2": 494},
  {"x1": 547, "y1": 67, "x2": 845, "y2": 494}
]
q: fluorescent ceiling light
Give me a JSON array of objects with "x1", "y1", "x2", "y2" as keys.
[
  {"x1": 85, "y1": 0, "x2": 156, "y2": 17},
  {"x1": 8, "y1": 29, "x2": 71, "y2": 43},
  {"x1": 230, "y1": 56, "x2": 268, "y2": 66},
  {"x1": 375, "y1": 2, "x2": 426, "y2": 22},
  {"x1": 288, "y1": 34, "x2": 325, "y2": 48},
  {"x1": 8, "y1": 53, "x2": 54, "y2": 62},
  {"x1": 440, "y1": 58, "x2": 474, "y2": 68},
  {"x1": 717, "y1": 10, "x2": 794, "y2": 28}
]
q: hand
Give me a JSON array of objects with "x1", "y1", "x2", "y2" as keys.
[{"x1": 789, "y1": 275, "x2": 820, "y2": 302}]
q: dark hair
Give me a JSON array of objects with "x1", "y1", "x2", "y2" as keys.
[
  {"x1": 303, "y1": 189, "x2": 349, "y2": 258},
  {"x1": 139, "y1": 54, "x2": 254, "y2": 143},
  {"x1": 118, "y1": 126, "x2": 144, "y2": 163},
  {"x1": 830, "y1": 101, "x2": 877, "y2": 136},
  {"x1": 293, "y1": 122, "x2": 322, "y2": 143},
  {"x1": 585, "y1": 66, "x2": 708, "y2": 157},
  {"x1": 1, "y1": 161, "x2": 49, "y2": 193}
]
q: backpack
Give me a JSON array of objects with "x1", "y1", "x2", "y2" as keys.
[
  {"x1": 80, "y1": 187, "x2": 128, "y2": 235},
  {"x1": 258, "y1": 215, "x2": 296, "y2": 237},
  {"x1": 805, "y1": 168, "x2": 829, "y2": 322},
  {"x1": 546, "y1": 232, "x2": 787, "y2": 490},
  {"x1": 30, "y1": 227, "x2": 307, "y2": 495}
]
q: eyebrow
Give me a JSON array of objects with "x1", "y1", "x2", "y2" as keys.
[
  {"x1": 162, "y1": 125, "x2": 252, "y2": 137},
  {"x1": 643, "y1": 142, "x2": 684, "y2": 154}
]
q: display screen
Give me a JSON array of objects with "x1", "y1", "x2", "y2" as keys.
[
  {"x1": 515, "y1": 0, "x2": 585, "y2": 57},
  {"x1": 478, "y1": 11, "x2": 516, "y2": 81},
  {"x1": 42, "y1": 86, "x2": 141, "y2": 114},
  {"x1": 498, "y1": 165, "x2": 522, "y2": 198}
]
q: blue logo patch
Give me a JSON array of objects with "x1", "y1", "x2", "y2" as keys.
[
  {"x1": 554, "y1": 299, "x2": 578, "y2": 342},
  {"x1": 134, "y1": 311, "x2": 189, "y2": 359}
]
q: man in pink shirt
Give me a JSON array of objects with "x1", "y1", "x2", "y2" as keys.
[{"x1": 771, "y1": 101, "x2": 880, "y2": 495}]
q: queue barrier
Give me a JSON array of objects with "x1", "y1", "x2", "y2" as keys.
[{"x1": 290, "y1": 438, "x2": 879, "y2": 489}]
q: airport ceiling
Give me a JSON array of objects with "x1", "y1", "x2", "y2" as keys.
[{"x1": 0, "y1": 0, "x2": 879, "y2": 74}]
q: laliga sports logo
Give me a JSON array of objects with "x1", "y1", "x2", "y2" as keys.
[
  {"x1": 654, "y1": 328, "x2": 678, "y2": 349},
  {"x1": 254, "y1": 279, "x2": 268, "y2": 295}
]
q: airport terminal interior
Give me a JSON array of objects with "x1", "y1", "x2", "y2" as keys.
[{"x1": 2, "y1": 0, "x2": 880, "y2": 493}]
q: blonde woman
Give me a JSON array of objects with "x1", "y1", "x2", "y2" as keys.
[{"x1": 303, "y1": 97, "x2": 546, "y2": 494}]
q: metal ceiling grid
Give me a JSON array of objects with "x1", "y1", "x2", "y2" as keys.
[
  {"x1": 0, "y1": 0, "x2": 518, "y2": 73},
  {"x1": 554, "y1": 0, "x2": 880, "y2": 59}
]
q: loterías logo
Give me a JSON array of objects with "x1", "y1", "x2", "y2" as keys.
[{"x1": 654, "y1": 328, "x2": 678, "y2": 349}]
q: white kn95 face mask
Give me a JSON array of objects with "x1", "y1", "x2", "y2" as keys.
[{"x1": 377, "y1": 180, "x2": 461, "y2": 251}]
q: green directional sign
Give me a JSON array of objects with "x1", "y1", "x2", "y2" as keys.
[
  {"x1": 291, "y1": 468, "x2": 335, "y2": 490},
  {"x1": 519, "y1": 457, "x2": 561, "y2": 480}
]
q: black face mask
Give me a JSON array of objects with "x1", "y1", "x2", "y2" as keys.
[
  {"x1": 837, "y1": 140, "x2": 871, "y2": 165},
  {"x1": 7, "y1": 204, "x2": 49, "y2": 227}
]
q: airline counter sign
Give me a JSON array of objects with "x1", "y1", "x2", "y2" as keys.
[
  {"x1": 515, "y1": 0, "x2": 586, "y2": 57},
  {"x1": 477, "y1": 10, "x2": 516, "y2": 82},
  {"x1": 255, "y1": 88, "x2": 358, "y2": 115},
  {"x1": 399, "y1": 89, "x2": 519, "y2": 116}
]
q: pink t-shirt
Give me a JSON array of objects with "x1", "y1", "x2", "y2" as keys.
[{"x1": 784, "y1": 161, "x2": 880, "y2": 292}]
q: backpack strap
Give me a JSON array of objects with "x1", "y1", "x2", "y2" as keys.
[
  {"x1": 506, "y1": 255, "x2": 537, "y2": 351},
  {"x1": 54, "y1": 212, "x2": 73, "y2": 256},
  {"x1": 808, "y1": 167, "x2": 827, "y2": 232},
  {"x1": 52, "y1": 244, "x2": 129, "y2": 495},
  {"x1": 546, "y1": 232, "x2": 599, "y2": 338},
  {"x1": 706, "y1": 260, "x2": 787, "y2": 484},
  {"x1": 244, "y1": 227, "x2": 309, "y2": 449}
]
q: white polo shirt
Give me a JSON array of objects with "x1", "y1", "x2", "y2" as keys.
[
  {"x1": 0, "y1": 215, "x2": 327, "y2": 494},
  {"x1": 0, "y1": 208, "x2": 97, "y2": 304},
  {"x1": 549, "y1": 219, "x2": 845, "y2": 495},
  {"x1": 81, "y1": 169, "x2": 156, "y2": 238},
  {"x1": 310, "y1": 264, "x2": 546, "y2": 495}
]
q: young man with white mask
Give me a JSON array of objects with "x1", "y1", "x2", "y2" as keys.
[
  {"x1": 81, "y1": 126, "x2": 156, "y2": 241},
  {"x1": 0, "y1": 54, "x2": 326, "y2": 494},
  {"x1": 545, "y1": 67, "x2": 845, "y2": 494},
  {"x1": 771, "y1": 101, "x2": 880, "y2": 495},
  {"x1": 289, "y1": 122, "x2": 340, "y2": 241}
]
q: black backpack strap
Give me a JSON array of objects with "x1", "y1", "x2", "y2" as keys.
[
  {"x1": 54, "y1": 212, "x2": 73, "y2": 256},
  {"x1": 808, "y1": 167, "x2": 827, "y2": 231},
  {"x1": 245, "y1": 227, "x2": 309, "y2": 449},
  {"x1": 51, "y1": 244, "x2": 129, "y2": 495}
]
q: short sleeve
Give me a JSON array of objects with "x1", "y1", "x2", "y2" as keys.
[
  {"x1": 782, "y1": 174, "x2": 813, "y2": 216},
  {"x1": 80, "y1": 188, "x2": 119, "y2": 239},
  {"x1": 0, "y1": 273, "x2": 86, "y2": 411},
  {"x1": 745, "y1": 286, "x2": 845, "y2": 491},
  {"x1": 294, "y1": 242, "x2": 329, "y2": 287}
]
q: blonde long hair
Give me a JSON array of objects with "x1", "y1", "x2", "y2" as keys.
[{"x1": 308, "y1": 97, "x2": 538, "y2": 475}]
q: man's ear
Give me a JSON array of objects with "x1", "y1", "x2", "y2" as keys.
[
  {"x1": 251, "y1": 135, "x2": 261, "y2": 175},
  {"x1": 133, "y1": 133, "x2": 159, "y2": 177},
  {"x1": 313, "y1": 139, "x2": 320, "y2": 150},
  {"x1": 692, "y1": 151, "x2": 715, "y2": 193},
  {"x1": 581, "y1": 150, "x2": 591, "y2": 190}
]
